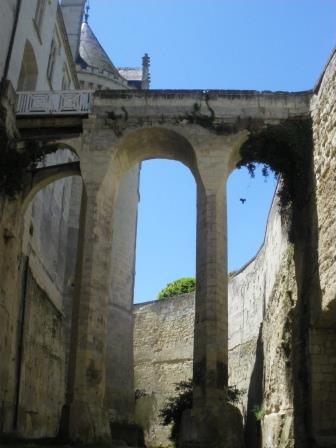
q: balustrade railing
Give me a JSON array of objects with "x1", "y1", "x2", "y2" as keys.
[{"x1": 16, "y1": 90, "x2": 92, "y2": 116}]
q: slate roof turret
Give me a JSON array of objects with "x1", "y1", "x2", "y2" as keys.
[
  {"x1": 77, "y1": 17, "x2": 150, "y2": 89},
  {"x1": 78, "y1": 22, "x2": 122, "y2": 78}
]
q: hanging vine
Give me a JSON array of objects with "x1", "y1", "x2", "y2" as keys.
[
  {"x1": 0, "y1": 130, "x2": 46, "y2": 199},
  {"x1": 236, "y1": 118, "x2": 313, "y2": 231}
]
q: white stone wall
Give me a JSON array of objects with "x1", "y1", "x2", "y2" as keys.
[
  {"x1": 15, "y1": 149, "x2": 82, "y2": 438},
  {"x1": 22, "y1": 150, "x2": 81, "y2": 312},
  {"x1": 0, "y1": 0, "x2": 17, "y2": 79},
  {"x1": 0, "y1": 0, "x2": 142, "y2": 440},
  {"x1": 8, "y1": 0, "x2": 77, "y2": 91},
  {"x1": 60, "y1": 0, "x2": 85, "y2": 61},
  {"x1": 77, "y1": 68, "x2": 129, "y2": 90},
  {"x1": 0, "y1": 2, "x2": 81, "y2": 436}
]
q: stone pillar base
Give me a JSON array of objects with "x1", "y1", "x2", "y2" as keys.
[
  {"x1": 179, "y1": 409, "x2": 200, "y2": 447},
  {"x1": 65, "y1": 400, "x2": 111, "y2": 443},
  {"x1": 179, "y1": 405, "x2": 244, "y2": 448},
  {"x1": 110, "y1": 422, "x2": 145, "y2": 447}
]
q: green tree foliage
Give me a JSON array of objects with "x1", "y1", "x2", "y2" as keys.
[{"x1": 157, "y1": 277, "x2": 196, "y2": 300}]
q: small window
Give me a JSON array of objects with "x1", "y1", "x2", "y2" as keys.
[
  {"x1": 47, "y1": 38, "x2": 57, "y2": 83},
  {"x1": 34, "y1": 0, "x2": 46, "y2": 31}
]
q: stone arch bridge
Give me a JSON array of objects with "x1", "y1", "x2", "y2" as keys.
[{"x1": 16, "y1": 88, "x2": 311, "y2": 447}]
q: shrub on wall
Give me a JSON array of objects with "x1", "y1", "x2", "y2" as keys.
[
  {"x1": 157, "y1": 277, "x2": 196, "y2": 300},
  {"x1": 159, "y1": 379, "x2": 244, "y2": 446}
]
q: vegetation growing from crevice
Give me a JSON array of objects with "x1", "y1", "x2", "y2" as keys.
[
  {"x1": 227, "y1": 384, "x2": 245, "y2": 405},
  {"x1": 185, "y1": 97, "x2": 238, "y2": 135},
  {"x1": 157, "y1": 277, "x2": 196, "y2": 300},
  {"x1": 135, "y1": 388, "x2": 148, "y2": 400},
  {"x1": 236, "y1": 118, "x2": 313, "y2": 234},
  {"x1": 0, "y1": 130, "x2": 46, "y2": 199},
  {"x1": 159, "y1": 379, "x2": 244, "y2": 446},
  {"x1": 252, "y1": 405, "x2": 266, "y2": 422},
  {"x1": 159, "y1": 380, "x2": 192, "y2": 446},
  {"x1": 105, "y1": 107, "x2": 129, "y2": 136},
  {"x1": 186, "y1": 97, "x2": 215, "y2": 128},
  {"x1": 184, "y1": 94, "x2": 265, "y2": 135}
]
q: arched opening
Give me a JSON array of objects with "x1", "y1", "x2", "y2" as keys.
[
  {"x1": 227, "y1": 164, "x2": 278, "y2": 272},
  {"x1": 17, "y1": 40, "x2": 38, "y2": 91},
  {"x1": 111, "y1": 127, "x2": 198, "y2": 177},
  {"x1": 134, "y1": 159, "x2": 196, "y2": 302},
  {"x1": 225, "y1": 119, "x2": 314, "y2": 447},
  {"x1": 132, "y1": 159, "x2": 196, "y2": 444},
  {"x1": 13, "y1": 148, "x2": 82, "y2": 438},
  {"x1": 104, "y1": 128, "x2": 198, "y2": 445},
  {"x1": 226, "y1": 163, "x2": 278, "y2": 446}
]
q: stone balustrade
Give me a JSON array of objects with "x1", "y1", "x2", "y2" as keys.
[{"x1": 16, "y1": 90, "x2": 92, "y2": 115}]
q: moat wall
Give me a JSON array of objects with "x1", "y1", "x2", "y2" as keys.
[
  {"x1": 134, "y1": 293, "x2": 194, "y2": 446},
  {"x1": 309, "y1": 48, "x2": 336, "y2": 446}
]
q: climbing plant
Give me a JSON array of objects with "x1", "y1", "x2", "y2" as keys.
[
  {"x1": 237, "y1": 118, "x2": 313, "y2": 228},
  {"x1": 252, "y1": 405, "x2": 266, "y2": 422},
  {"x1": 159, "y1": 380, "x2": 192, "y2": 446},
  {"x1": 0, "y1": 131, "x2": 47, "y2": 199},
  {"x1": 185, "y1": 97, "x2": 238, "y2": 135}
]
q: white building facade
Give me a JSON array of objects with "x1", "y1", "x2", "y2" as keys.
[{"x1": 0, "y1": 0, "x2": 148, "y2": 439}]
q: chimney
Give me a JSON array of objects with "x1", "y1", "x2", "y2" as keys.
[
  {"x1": 61, "y1": 0, "x2": 86, "y2": 62},
  {"x1": 142, "y1": 53, "x2": 151, "y2": 90}
]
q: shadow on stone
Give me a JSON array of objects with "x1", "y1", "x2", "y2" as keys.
[
  {"x1": 245, "y1": 326, "x2": 264, "y2": 448},
  {"x1": 290, "y1": 135, "x2": 323, "y2": 447},
  {"x1": 110, "y1": 422, "x2": 145, "y2": 447},
  {"x1": 179, "y1": 405, "x2": 245, "y2": 448}
]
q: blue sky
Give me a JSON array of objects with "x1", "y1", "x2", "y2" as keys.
[{"x1": 88, "y1": 0, "x2": 335, "y2": 302}]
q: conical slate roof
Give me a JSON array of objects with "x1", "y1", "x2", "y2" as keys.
[{"x1": 78, "y1": 22, "x2": 121, "y2": 77}]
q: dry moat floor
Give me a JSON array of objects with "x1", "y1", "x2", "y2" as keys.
[{"x1": 0, "y1": 444, "x2": 115, "y2": 448}]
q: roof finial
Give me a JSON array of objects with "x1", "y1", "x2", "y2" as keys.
[
  {"x1": 84, "y1": 0, "x2": 90, "y2": 23},
  {"x1": 142, "y1": 53, "x2": 151, "y2": 89}
]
